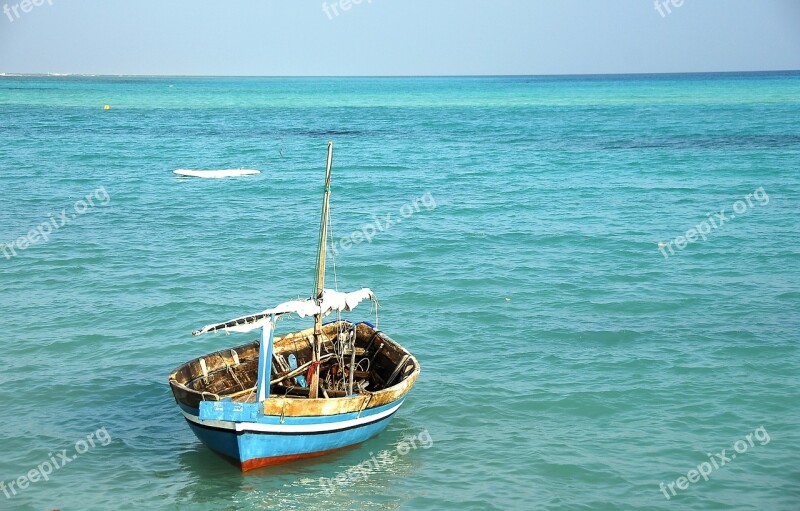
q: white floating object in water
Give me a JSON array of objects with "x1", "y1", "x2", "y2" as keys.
[{"x1": 173, "y1": 168, "x2": 261, "y2": 179}]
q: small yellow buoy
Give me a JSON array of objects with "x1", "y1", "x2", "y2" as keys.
[{"x1": 103, "y1": 104, "x2": 110, "y2": 110}]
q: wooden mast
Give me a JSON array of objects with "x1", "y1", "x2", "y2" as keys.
[{"x1": 310, "y1": 141, "x2": 334, "y2": 399}]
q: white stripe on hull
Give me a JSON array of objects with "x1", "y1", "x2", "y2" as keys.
[
  {"x1": 181, "y1": 410, "x2": 237, "y2": 430},
  {"x1": 181, "y1": 401, "x2": 403, "y2": 434}
]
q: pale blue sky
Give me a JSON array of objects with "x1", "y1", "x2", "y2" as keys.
[{"x1": 0, "y1": 0, "x2": 799, "y2": 75}]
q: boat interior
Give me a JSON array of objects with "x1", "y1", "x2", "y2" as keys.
[{"x1": 169, "y1": 320, "x2": 417, "y2": 407}]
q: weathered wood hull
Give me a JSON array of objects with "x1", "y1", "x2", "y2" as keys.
[{"x1": 168, "y1": 321, "x2": 419, "y2": 471}]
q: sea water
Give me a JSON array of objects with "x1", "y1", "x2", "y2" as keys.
[{"x1": 0, "y1": 73, "x2": 798, "y2": 510}]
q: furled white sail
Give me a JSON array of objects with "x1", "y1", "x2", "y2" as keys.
[{"x1": 192, "y1": 288, "x2": 375, "y2": 336}]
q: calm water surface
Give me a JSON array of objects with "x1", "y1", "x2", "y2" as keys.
[{"x1": 0, "y1": 73, "x2": 798, "y2": 510}]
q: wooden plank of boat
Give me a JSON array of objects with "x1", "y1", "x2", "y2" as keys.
[{"x1": 173, "y1": 168, "x2": 261, "y2": 178}]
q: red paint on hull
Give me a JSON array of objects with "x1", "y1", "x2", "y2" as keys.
[{"x1": 240, "y1": 443, "x2": 364, "y2": 472}]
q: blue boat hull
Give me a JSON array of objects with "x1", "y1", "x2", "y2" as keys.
[
  {"x1": 179, "y1": 399, "x2": 404, "y2": 470},
  {"x1": 169, "y1": 321, "x2": 419, "y2": 471}
]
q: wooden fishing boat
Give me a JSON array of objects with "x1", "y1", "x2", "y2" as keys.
[{"x1": 168, "y1": 142, "x2": 420, "y2": 471}]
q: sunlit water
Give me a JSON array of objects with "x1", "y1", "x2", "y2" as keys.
[{"x1": 0, "y1": 73, "x2": 798, "y2": 510}]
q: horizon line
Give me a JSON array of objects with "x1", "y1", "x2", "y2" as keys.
[{"x1": 1, "y1": 69, "x2": 799, "y2": 79}]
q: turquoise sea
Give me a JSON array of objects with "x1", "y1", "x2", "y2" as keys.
[{"x1": 0, "y1": 73, "x2": 798, "y2": 510}]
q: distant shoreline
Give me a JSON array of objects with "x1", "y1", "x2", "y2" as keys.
[{"x1": 1, "y1": 70, "x2": 799, "y2": 79}]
